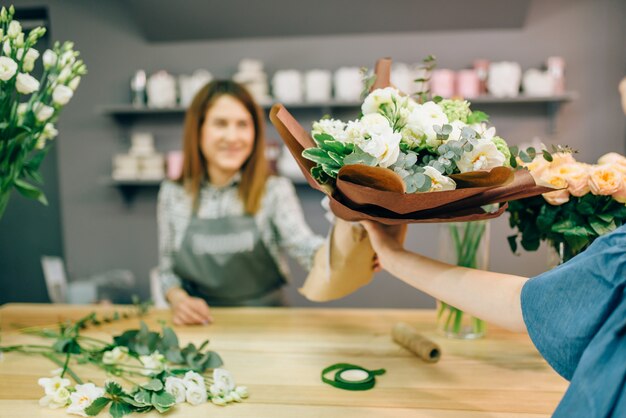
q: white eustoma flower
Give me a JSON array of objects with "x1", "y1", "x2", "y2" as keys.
[
  {"x1": 422, "y1": 166, "x2": 457, "y2": 192},
  {"x1": 311, "y1": 118, "x2": 346, "y2": 142},
  {"x1": 42, "y1": 49, "x2": 57, "y2": 69},
  {"x1": 15, "y1": 72, "x2": 39, "y2": 94},
  {"x1": 58, "y1": 66, "x2": 72, "y2": 83},
  {"x1": 67, "y1": 383, "x2": 105, "y2": 417},
  {"x1": 164, "y1": 377, "x2": 187, "y2": 404},
  {"x1": 185, "y1": 383, "x2": 207, "y2": 405},
  {"x1": 39, "y1": 123, "x2": 58, "y2": 143},
  {"x1": 38, "y1": 376, "x2": 71, "y2": 395},
  {"x1": 212, "y1": 368, "x2": 235, "y2": 394},
  {"x1": 235, "y1": 385, "x2": 249, "y2": 398},
  {"x1": 361, "y1": 87, "x2": 401, "y2": 115},
  {"x1": 2, "y1": 40, "x2": 11, "y2": 56},
  {"x1": 60, "y1": 51, "x2": 75, "y2": 66},
  {"x1": 39, "y1": 387, "x2": 70, "y2": 409},
  {"x1": 183, "y1": 370, "x2": 205, "y2": 388},
  {"x1": 35, "y1": 104, "x2": 54, "y2": 122},
  {"x1": 102, "y1": 346, "x2": 129, "y2": 365},
  {"x1": 14, "y1": 33, "x2": 24, "y2": 48},
  {"x1": 357, "y1": 114, "x2": 401, "y2": 168},
  {"x1": 0, "y1": 56, "x2": 17, "y2": 81},
  {"x1": 211, "y1": 396, "x2": 226, "y2": 406},
  {"x1": 456, "y1": 138, "x2": 506, "y2": 173},
  {"x1": 53, "y1": 85, "x2": 73, "y2": 105},
  {"x1": 405, "y1": 101, "x2": 449, "y2": 148},
  {"x1": 68, "y1": 76, "x2": 81, "y2": 91},
  {"x1": 7, "y1": 20, "x2": 21, "y2": 38},
  {"x1": 22, "y1": 48, "x2": 39, "y2": 72},
  {"x1": 15, "y1": 47, "x2": 23, "y2": 60},
  {"x1": 138, "y1": 352, "x2": 165, "y2": 375}
]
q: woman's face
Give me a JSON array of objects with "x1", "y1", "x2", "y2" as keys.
[{"x1": 200, "y1": 94, "x2": 255, "y2": 178}]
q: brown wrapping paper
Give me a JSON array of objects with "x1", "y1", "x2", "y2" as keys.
[
  {"x1": 299, "y1": 218, "x2": 375, "y2": 301},
  {"x1": 392, "y1": 322, "x2": 441, "y2": 363}
]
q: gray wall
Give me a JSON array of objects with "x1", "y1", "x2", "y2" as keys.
[{"x1": 8, "y1": 0, "x2": 626, "y2": 308}]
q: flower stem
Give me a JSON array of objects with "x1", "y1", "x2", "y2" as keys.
[{"x1": 42, "y1": 352, "x2": 83, "y2": 384}]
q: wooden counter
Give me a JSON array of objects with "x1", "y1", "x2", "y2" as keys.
[{"x1": 0, "y1": 304, "x2": 568, "y2": 417}]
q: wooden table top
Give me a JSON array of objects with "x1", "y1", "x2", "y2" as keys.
[{"x1": 0, "y1": 303, "x2": 568, "y2": 418}]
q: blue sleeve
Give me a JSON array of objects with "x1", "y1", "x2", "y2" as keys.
[{"x1": 520, "y1": 225, "x2": 626, "y2": 381}]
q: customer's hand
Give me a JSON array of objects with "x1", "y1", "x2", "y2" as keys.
[
  {"x1": 167, "y1": 287, "x2": 213, "y2": 325},
  {"x1": 361, "y1": 221, "x2": 407, "y2": 266}
]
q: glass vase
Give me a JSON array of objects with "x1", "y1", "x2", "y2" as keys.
[{"x1": 436, "y1": 220, "x2": 490, "y2": 339}]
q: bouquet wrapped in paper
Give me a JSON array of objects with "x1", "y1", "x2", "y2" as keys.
[{"x1": 270, "y1": 58, "x2": 552, "y2": 301}]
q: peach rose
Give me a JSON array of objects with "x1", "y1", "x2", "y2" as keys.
[
  {"x1": 612, "y1": 182, "x2": 626, "y2": 203},
  {"x1": 550, "y1": 152, "x2": 576, "y2": 168},
  {"x1": 555, "y1": 162, "x2": 590, "y2": 197},
  {"x1": 539, "y1": 169, "x2": 570, "y2": 205},
  {"x1": 598, "y1": 152, "x2": 626, "y2": 166},
  {"x1": 588, "y1": 164, "x2": 623, "y2": 195}
]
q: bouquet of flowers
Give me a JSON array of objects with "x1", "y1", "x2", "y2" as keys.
[
  {"x1": 508, "y1": 150, "x2": 626, "y2": 262},
  {"x1": 0, "y1": 5, "x2": 86, "y2": 219},
  {"x1": 270, "y1": 58, "x2": 551, "y2": 225},
  {"x1": 0, "y1": 308, "x2": 248, "y2": 418}
]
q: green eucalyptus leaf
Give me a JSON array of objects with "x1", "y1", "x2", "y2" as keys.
[{"x1": 542, "y1": 150, "x2": 553, "y2": 162}]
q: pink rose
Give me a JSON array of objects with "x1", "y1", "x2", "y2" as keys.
[{"x1": 588, "y1": 164, "x2": 623, "y2": 195}]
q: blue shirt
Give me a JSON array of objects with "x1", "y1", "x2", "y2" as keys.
[{"x1": 521, "y1": 225, "x2": 626, "y2": 417}]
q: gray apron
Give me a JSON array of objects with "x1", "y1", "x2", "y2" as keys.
[{"x1": 172, "y1": 215, "x2": 286, "y2": 306}]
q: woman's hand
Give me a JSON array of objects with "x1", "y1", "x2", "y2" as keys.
[
  {"x1": 167, "y1": 287, "x2": 213, "y2": 325},
  {"x1": 361, "y1": 221, "x2": 407, "y2": 267}
]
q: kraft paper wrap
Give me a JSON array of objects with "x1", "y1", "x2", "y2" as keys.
[
  {"x1": 269, "y1": 57, "x2": 553, "y2": 301},
  {"x1": 392, "y1": 322, "x2": 441, "y2": 363}
]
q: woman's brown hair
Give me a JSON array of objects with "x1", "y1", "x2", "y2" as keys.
[{"x1": 178, "y1": 80, "x2": 268, "y2": 214}]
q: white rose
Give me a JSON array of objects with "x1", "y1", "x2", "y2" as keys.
[
  {"x1": 15, "y1": 72, "x2": 39, "y2": 94},
  {"x1": 7, "y1": 20, "x2": 21, "y2": 38},
  {"x1": 361, "y1": 87, "x2": 401, "y2": 115},
  {"x1": 185, "y1": 383, "x2": 207, "y2": 405},
  {"x1": 102, "y1": 346, "x2": 129, "y2": 365},
  {"x1": 405, "y1": 101, "x2": 449, "y2": 147},
  {"x1": 422, "y1": 166, "x2": 457, "y2": 192},
  {"x1": 164, "y1": 377, "x2": 187, "y2": 404},
  {"x1": 212, "y1": 368, "x2": 235, "y2": 394},
  {"x1": 139, "y1": 352, "x2": 165, "y2": 375},
  {"x1": 0, "y1": 56, "x2": 17, "y2": 81},
  {"x1": 53, "y1": 85, "x2": 73, "y2": 105},
  {"x1": 42, "y1": 49, "x2": 57, "y2": 69},
  {"x1": 311, "y1": 118, "x2": 346, "y2": 142},
  {"x1": 69, "y1": 76, "x2": 81, "y2": 91},
  {"x1": 183, "y1": 371, "x2": 205, "y2": 388},
  {"x1": 456, "y1": 138, "x2": 506, "y2": 173},
  {"x1": 67, "y1": 383, "x2": 105, "y2": 417},
  {"x1": 35, "y1": 104, "x2": 54, "y2": 122},
  {"x1": 38, "y1": 376, "x2": 71, "y2": 396}
]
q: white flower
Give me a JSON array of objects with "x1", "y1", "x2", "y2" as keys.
[
  {"x1": 139, "y1": 352, "x2": 165, "y2": 375},
  {"x1": 35, "y1": 104, "x2": 54, "y2": 122},
  {"x1": 456, "y1": 138, "x2": 506, "y2": 173},
  {"x1": 50, "y1": 368, "x2": 64, "y2": 376},
  {"x1": 422, "y1": 166, "x2": 457, "y2": 192},
  {"x1": 446, "y1": 120, "x2": 468, "y2": 142},
  {"x1": 69, "y1": 76, "x2": 81, "y2": 91},
  {"x1": 7, "y1": 20, "x2": 21, "y2": 38},
  {"x1": 311, "y1": 118, "x2": 346, "y2": 142},
  {"x1": 211, "y1": 396, "x2": 226, "y2": 406},
  {"x1": 39, "y1": 387, "x2": 70, "y2": 409},
  {"x1": 15, "y1": 47, "x2": 23, "y2": 60},
  {"x1": 212, "y1": 369, "x2": 235, "y2": 394},
  {"x1": 2, "y1": 40, "x2": 11, "y2": 56},
  {"x1": 38, "y1": 376, "x2": 71, "y2": 395},
  {"x1": 357, "y1": 114, "x2": 401, "y2": 168},
  {"x1": 471, "y1": 122, "x2": 496, "y2": 140},
  {"x1": 58, "y1": 67, "x2": 72, "y2": 83},
  {"x1": 15, "y1": 72, "x2": 39, "y2": 94},
  {"x1": 23, "y1": 48, "x2": 39, "y2": 72},
  {"x1": 235, "y1": 385, "x2": 249, "y2": 398},
  {"x1": 183, "y1": 370, "x2": 205, "y2": 388},
  {"x1": 405, "y1": 101, "x2": 449, "y2": 147},
  {"x1": 40, "y1": 123, "x2": 58, "y2": 143},
  {"x1": 0, "y1": 56, "x2": 17, "y2": 81},
  {"x1": 185, "y1": 383, "x2": 207, "y2": 405},
  {"x1": 102, "y1": 346, "x2": 129, "y2": 365},
  {"x1": 164, "y1": 377, "x2": 186, "y2": 404},
  {"x1": 53, "y1": 84, "x2": 73, "y2": 105},
  {"x1": 42, "y1": 49, "x2": 57, "y2": 69},
  {"x1": 60, "y1": 51, "x2": 76, "y2": 66},
  {"x1": 14, "y1": 33, "x2": 24, "y2": 48},
  {"x1": 361, "y1": 87, "x2": 401, "y2": 115},
  {"x1": 67, "y1": 383, "x2": 105, "y2": 417}
]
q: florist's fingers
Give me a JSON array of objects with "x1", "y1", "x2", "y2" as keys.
[
  {"x1": 189, "y1": 297, "x2": 213, "y2": 323},
  {"x1": 177, "y1": 303, "x2": 208, "y2": 325}
]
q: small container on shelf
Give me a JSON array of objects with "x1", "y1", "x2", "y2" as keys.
[
  {"x1": 430, "y1": 69, "x2": 455, "y2": 98},
  {"x1": 456, "y1": 69, "x2": 479, "y2": 99}
]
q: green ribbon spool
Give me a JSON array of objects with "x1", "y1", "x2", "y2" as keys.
[{"x1": 321, "y1": 363, "x2": 386, "y2": 391}]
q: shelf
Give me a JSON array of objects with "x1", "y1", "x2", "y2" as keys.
[
  {"x1": 104, "y1": 178, "x2": 163, "y2": 187},
  {"x1": 99, "y1": 92, "x2": 577, "y2": 118}
]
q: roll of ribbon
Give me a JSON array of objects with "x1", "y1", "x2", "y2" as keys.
[
  {"x1": 392, "y1": 322, "x2": 441, "y2": 363},
  {"x1": 321, "y1": 363, "x2": 385, "y2": 391}
]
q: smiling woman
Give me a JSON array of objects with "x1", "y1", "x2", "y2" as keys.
[{"x1": 157, "y1": 80, "x2": 325, "y2": 325}]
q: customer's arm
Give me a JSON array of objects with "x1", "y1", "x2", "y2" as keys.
[{"x1": 361, "y1": 221, "x2": 528, "y2": 332}]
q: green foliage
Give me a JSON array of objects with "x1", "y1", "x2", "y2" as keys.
[
  {"x1": 506, "y1": 193, "x2": 626, "y2": 262},
  {"x1": 414, "y1": 55, "x2": 437, "y2": 103}
]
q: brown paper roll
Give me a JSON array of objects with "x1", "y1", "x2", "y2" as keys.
[{"x1": 392, "y1": 322, "x2": 441, "y2": 363}]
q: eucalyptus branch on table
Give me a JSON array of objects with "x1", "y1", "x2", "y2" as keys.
[{"x1": 0, "y1": 306, "x2": 248, "y2": 417}]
